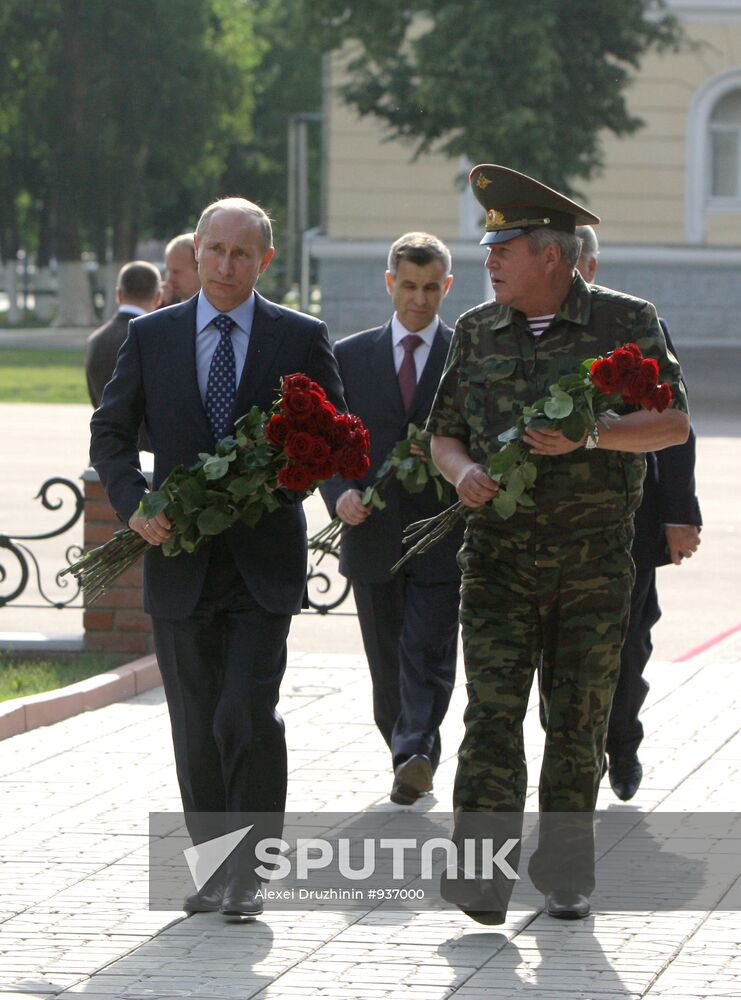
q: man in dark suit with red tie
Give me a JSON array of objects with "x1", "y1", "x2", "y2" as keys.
[
  {"x1": 320, "y1": 233, "x2": 463, "y2": 806},
  {"x1": 91, "y1": 198, "x2": 344, "y2": 919}
]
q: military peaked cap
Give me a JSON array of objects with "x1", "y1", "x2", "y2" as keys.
[{"x1": 469, "y1": 164, "x2": 600, "y2": 246}]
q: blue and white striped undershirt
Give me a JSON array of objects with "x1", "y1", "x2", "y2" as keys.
[{"x1": 527, "y1": 314, "x2": 555, "y2": 337}]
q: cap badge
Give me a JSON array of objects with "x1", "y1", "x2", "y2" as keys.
[
  {"x1": 475, "y1": 174, "x2": 492, "y2": 190},
  {"x1": 486, "y1": 209, "x2": 506, "y2": 226}
]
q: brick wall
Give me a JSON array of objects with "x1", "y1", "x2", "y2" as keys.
[{"x1": 82, "y1": 471, "x2": 153, "y2": 656}]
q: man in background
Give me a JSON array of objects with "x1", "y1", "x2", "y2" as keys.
[
  {"x1": 320, "y1": 232, "x2": 463, "y2": 806},
  {"x1": 162, "y1": 232, "x2": 200, "y2": 305},
  {"x1": 85, "y1": 260, "x2": 161, "y2": 450},
  {"x1": 576, "y1": 225, "x2": 702, "y2": 801}
]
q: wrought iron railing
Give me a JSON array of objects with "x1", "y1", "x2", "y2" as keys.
[
  {"x1": 0, "y1": 478, "x2": 85, "y2": 610},
  {"x1": 306, "y1": 541, "x2": 351, "y2": 614},
  {"x1": 0, "y1": 477, "x2": 351, "y2": 614}
]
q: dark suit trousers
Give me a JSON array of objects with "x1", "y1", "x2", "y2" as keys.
[
  {"x1": 606, "y1": 565, "x2": 661, "y2": 759},
  {"x1": 351, "y1": 567, "x2": 459, "y2": 769},
  {"x1": 151, "y1": 539, "x2": 291, "y2": 844}
]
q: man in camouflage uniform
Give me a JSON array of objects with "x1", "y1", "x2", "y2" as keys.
[{"x1": 427, "y1": 165, "x2": 690, "y2": 921}]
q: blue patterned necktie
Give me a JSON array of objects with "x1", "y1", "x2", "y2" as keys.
[{"x1": 205, "y1": 313, "x2": 236, "y2": 441}]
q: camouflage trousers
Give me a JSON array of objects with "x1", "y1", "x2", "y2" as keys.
[
  {"x1": 450, "y1": 518, "x2": 634, "y2": 896},
  {"x1": 455, "y1": 517, "x2": 634, "y2": 816}
]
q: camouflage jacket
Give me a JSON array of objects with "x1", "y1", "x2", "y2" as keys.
[{"x1": 426, "y1": 273, "x2": 689, "y2": 541}]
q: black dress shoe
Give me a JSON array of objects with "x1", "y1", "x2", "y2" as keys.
[
  {"x1": 390, "y1": 754, "x2": 433, "y2": 805},
  {"x1": 608, "y1": 753, "x2": 643, "y2": 801},
  {"x1": 220, "y1": 876, "x2": 264, "y2": 920},
  {"x1": 545, "y1": 890, "x2": 591, "y2": 920},
  {"x1": 183, "y1": 873, "x2": 227, "y2": 913}
]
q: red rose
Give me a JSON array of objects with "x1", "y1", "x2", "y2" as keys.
[
  {"x1": 621, "y1": 359, "x2": 661, "y2": 405},
  {"x1": 265, "y1": 413, "x2": 289, "y2": 446},
  {"x1": 308, "y1": 436, "x2": 331, "y2": 465},
  {"x1": 282, "y1": 388, "x2": 314, "y2": 419},
  {"x1": 330, "y1": 413, "x2": 354, "y2": 447},
  {"x1": 612, "y1": 347, "x2": 641, "y2": 376},
  {"x1": 282, "y1": 373, "x2": 312, "y2": 393},
  {"x1": 308, "y1": 459, "x2": 336, "y2": 481},
  {"x1": 590, "y1": 358, "x2": 621, "y2": 394},
  {"x1": 309, "y1": 389, "x2": 329, "y2": 414},
  {"x1": 312, "y1": 403, "x2": 338, "y2": 434},
  {"x1": 284, "y1": 430, "x2": 315, "y2": 460},
  {"x1": 337, "y1": 446, "x2": 371, "y2": 480},
  {"x1": 622, "y1": 343, "x2": 643, "y2": 360},
  {"x1": 278, "y1": 462, "x2": 316, "y2": 492},
  {"x1": 643, "y1": 383, "x2": 672, "y2": 412}
]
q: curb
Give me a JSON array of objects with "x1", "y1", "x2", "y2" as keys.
[{"x1": 0, "y1": 654, "x2": 161, "y2": 740}]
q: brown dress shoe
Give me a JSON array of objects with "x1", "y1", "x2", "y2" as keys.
[{"x1": 390, "y1": 754, "x2": 433, "y2": 805}]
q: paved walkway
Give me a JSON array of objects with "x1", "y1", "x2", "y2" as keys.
[{"x1": 0, "y1": 624, "x2": 739, "y2": 999}]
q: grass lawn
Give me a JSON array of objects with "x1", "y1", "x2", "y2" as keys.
[
  {"x1": 0, "y1": 348, "x2": 88, "y2": 403},
  {"x1": 0, "y1": 651, "x2": 127, "y2": 702}
]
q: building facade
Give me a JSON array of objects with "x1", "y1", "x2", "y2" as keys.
[{"x1": 313, "y1": 0, "x2": 741, "y2": 370}]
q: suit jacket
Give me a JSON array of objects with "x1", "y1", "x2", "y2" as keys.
[
  {"x1": 633, "y1": 320, "x2": 702, "y2": 571},
  {"x1": 320, "y1": 320, "x2": 463, "y2": 584},
  {"x1": 86, "y1": 311, "x2": 152, "y2": 451},
  {"x1": 90, "y1": 292, "x2": 345, "y2": 619}
]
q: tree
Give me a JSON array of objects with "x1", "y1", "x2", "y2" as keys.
[
  {"x1": 0, "y1": 0, "x2": 265, "y2": 323},
  {"x1": 0, "y1": 0, "x2": 330, "y2": 322},
  {"x1": 211, "y1": 0, "x2": 324, "y2": 296},
  {"x1": 299, "y1": 0, "x2": 685, "y2": 194}
]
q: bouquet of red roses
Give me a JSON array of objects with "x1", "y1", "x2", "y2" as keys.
[
  {"x1": 308, "y1": 423, "x2": 455, "y2": 562},
  {"x1": 589, "y1": 343, "x2": 672, "y2": 411},
  {"x1": 62, "y1": 374, "x2": 370, "y2": 605},
  {"x1": 392, "y1": 343, "x2": 672, "y2": 573}
]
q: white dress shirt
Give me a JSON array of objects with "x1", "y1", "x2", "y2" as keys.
[
  {"x1": 195, "y1": 291, "x2": 255, "y2": 404},
  {"x1": 390, "y1": 313, "x2": 439, "y2": 379}
]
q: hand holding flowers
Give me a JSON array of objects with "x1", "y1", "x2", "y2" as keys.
[
  {"x1": 392, "y1": 343, "x2": 672, "y2": 572},
  {"x1": 62, "y1": 374, "x2": 370, "y2": 605},
  {"x1": 308, "y1": 423, "x2": 454, "y2": 560}
]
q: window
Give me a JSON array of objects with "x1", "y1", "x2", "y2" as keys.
[
  {"x1": 686, "y1": 69, "x2": 741, "y2": 242},
  {"x1": 710, "y1": 89, "x2": 741, "y2": 200}
]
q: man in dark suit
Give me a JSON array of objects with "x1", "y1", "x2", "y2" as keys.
[
  {"x1": 91, "y1": 198, "x2": 344, "y2": 918},
  {"x1": 85, "y1": 261, "x2": 161, "y2": 450},
  {"x1": 320, "y1": 232, "x2": 463, "y2": 806},
  {"x1": 576, "y1": 226, "x2": 702, "y2": 801}
]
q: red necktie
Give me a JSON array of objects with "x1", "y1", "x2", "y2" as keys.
[{"x1": 398, "y1": 334, "x2": 423, "y2": 410}]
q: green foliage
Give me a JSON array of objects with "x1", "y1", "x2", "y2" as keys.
[
  {"x1": 372, "y1": 423, "x2": 455, "y2": 505},
  {"x1": 0, "y1": 0, "x2": 321, "y2": 268},
  {"x1": 300, "y1": 0, "x2": 685, "y2": 193},
  {"x1": 138, "y1": 404, "x2": 284, "y2": 557}
]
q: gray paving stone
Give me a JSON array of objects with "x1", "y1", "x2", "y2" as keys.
[{"x1": 0, "y1": 627, "x2": 739, "y2": 998}]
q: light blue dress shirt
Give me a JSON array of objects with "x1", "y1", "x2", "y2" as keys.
[{"x1": 195, "y1": 291, "x2": 256, "y2": 404}]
